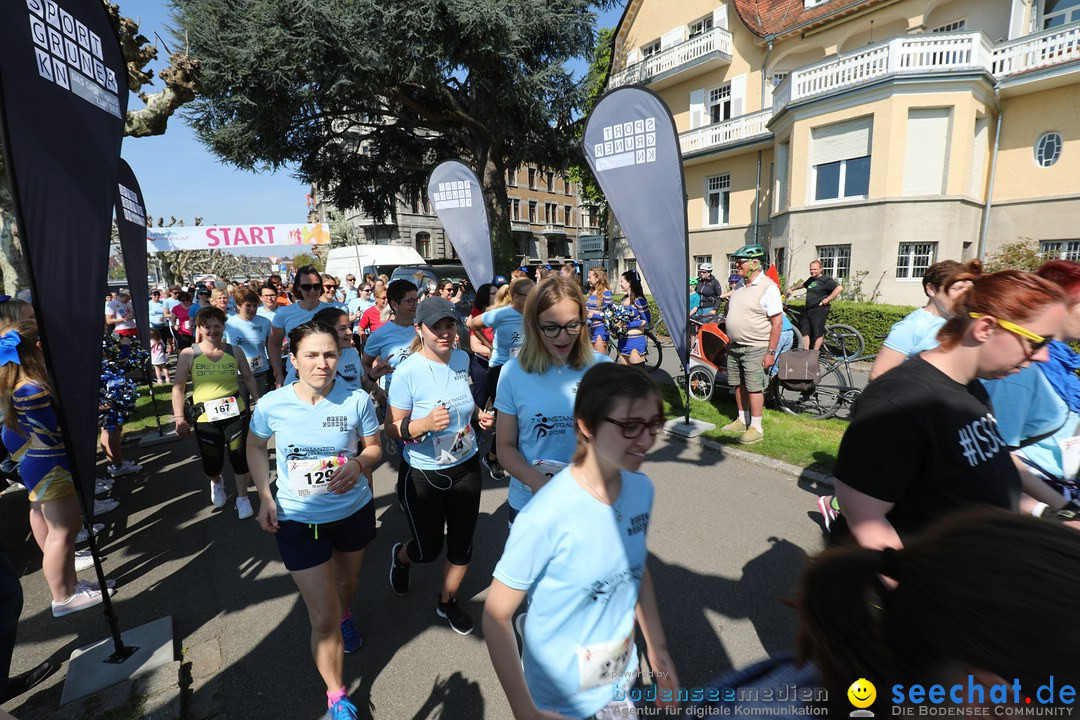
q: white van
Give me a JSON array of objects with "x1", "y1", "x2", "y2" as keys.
[{"x1": 323, "y1": 245, "x2": 426, "y2": 282}]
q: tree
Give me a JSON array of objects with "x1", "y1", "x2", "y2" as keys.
[
  {"x1": 568, "y1": 25, "x2": 615, "y2": 236},
  {"x1": 290, "y1": 252, "x2": 323, "y2": 273},
  {"x1": 984, "y1": 237, "x2": 1044, "y2": 272},
  {"x1": 173, "y1": 0, "x2": 614, "y2": 271},
  {"x1": 0, "y1": 1, "x2": 200, "y2": 293}
]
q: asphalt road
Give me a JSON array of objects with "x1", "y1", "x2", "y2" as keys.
[{"x1": 3, "y1": 425, "x2": 832, "y2": 720}]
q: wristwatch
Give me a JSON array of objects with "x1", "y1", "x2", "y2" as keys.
[{"x1": 767, "y1": 349, "x2": 778, "y2": 356}]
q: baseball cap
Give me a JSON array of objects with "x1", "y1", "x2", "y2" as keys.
[
  {"x1": 698, "y1": 263, "x2": 713, "y2": 272},
  {"x1": 414, "y1": 297, "x2": 457, "y2": 327},
  {"x1": 493, "y1": 275, "x2": 508, "y2": 287}
]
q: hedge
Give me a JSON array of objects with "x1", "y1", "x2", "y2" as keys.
[{"x1": 786, "y1": 300, "x2": 917, "y2": 357}]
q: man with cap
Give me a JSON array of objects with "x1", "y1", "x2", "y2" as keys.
[
  {"x1": 695, "y1": 263, "x2": 724, "y2": 319},
  {"x1": 722, "y1": 245, "x2": 782, "y2": 445}
]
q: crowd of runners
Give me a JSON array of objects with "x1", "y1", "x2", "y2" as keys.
[{"x1": 2, "y1": 256, "x2": 1079, "y2": 719}]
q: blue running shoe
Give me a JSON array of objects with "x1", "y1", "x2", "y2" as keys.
[
  {"x1": 328, "y1": 697, "x2": 360, "y2": 720},
  {"x1": 340, "y1": 613, "x2": 363, "y2": 654}
]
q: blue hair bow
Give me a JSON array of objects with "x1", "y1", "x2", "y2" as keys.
[{"x1": 0, "y1": 330, "x2": 21, "y2": 367}]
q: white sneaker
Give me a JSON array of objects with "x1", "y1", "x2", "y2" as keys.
[
  {"x1": 75, "y1": 523, "x2": 105, "y2": 544},
  {"x1": 94, "y1": 477, "x2": 113, "y2": 495},
  {"x1": 74, "y1": 548, "x2": 95, "y2": 571},
  {"x1": 93, "y1": 498, "x2": 119, "y2": 516},
  {"x1": 210, "y1": 481, "x2": 226, "y2": 508},
  {"x1": 107, "y1": 460, "x2": 142, "y2": 478},
  {"x1": 235, "y1": 496, "x2": 254, "y2": 520},
  {"x1": 52, "y1": 587, "x2": 108, "y2": 617}
]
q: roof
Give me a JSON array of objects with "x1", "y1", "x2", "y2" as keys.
[{"x1": 731, "y1": 0, "x2": 886, "y2": 39}]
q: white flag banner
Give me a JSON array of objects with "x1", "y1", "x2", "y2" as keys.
[{"x1": 427, "y1": 161, "x2": 494, "y2": 288}]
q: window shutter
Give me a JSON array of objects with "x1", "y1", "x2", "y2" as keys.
[
  {"x1": 811, "y1": 117, "x2": 873, "y2": 165},
  {"x1": 901, "y1": 108, "x2": 951, "y2": 196},
  {"x1": 969, "y1": 117, "x2": 989, "y2": 199},
  {"x1": 690, "y1": 88, "x2": 705, "y2": 129},
  {"x1": 661, "y1": 27, "x2": 686, "y2": 50},
  {"x1": 714, "y1": 4, "x2": 728, "y2": 30},
  {"x1": 627, "y1": 47, "x2": 641, "y2": 65},
  {"x1": 729, "y1": 74, "x2": 746, "y2": 118}
]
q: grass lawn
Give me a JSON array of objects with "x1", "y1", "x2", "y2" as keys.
[
  {"x1": 123, "y1": 384, "x2": 174, "y2": 435},
  {"x1": 661, "y1": 383, "x2": 846, "y2": 473}
]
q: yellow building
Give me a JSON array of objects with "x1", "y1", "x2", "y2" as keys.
[{"x1": 607, "y1": 0, "x2": 1080, "y2": 304}]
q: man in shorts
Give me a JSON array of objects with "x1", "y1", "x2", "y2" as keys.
[
  {"x1": 787, "y1": 260, "x2": 844, "y2": 350},
  {"x1": 722, "y1": 244, "x2": 782, "y2": 445}
]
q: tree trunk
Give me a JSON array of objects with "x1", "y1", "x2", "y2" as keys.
[
  {"x1": 0, "y1": 155, "x2": 30, "y2": 296},
  {"x1": 477, "y1": 141, "x2": 513, "y2": 274}
]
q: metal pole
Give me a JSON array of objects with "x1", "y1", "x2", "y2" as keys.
[{"x1": 143, "y1": 363, "x2": 164, "y2": 437}]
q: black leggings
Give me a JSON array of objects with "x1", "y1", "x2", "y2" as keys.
[
  {"x1": 194, "y1": 413, "x2": 249, "y2": 477},
  {"x1": 402, "y1": 455, "x2": 481, "y2": 566}
]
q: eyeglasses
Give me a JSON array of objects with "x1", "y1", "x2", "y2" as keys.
[
  {"x1": 398, "y1": 297, "x2": 418, "y2": 305},
  {"x1": 539, "y1": 320, "x2": 584, "y2": 338},
  {"x1": 604, "y1": 416, "x2": 665, "y2": 439},
  {"x1": 299, "y1": 283, "x2": 323, "y2": 292},
  {"x1": 969, "y1": 312, "x2": 1052, "y2": 354}
]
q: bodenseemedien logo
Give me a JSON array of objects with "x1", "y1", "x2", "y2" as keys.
[
  {"x1": 890, "y1": 677, "x2": 1075, "y2": 716},
  {"x1": 849, "y1": 679, "x2": 877, "y2": 717}
]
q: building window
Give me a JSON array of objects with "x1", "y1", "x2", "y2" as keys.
[
  {"x1": 812, "y1": 117, "x2": 872, "y2": 202},
  {"x1": 688, "y1": 15, "x2": 714, "y2": 38},
  {"x1": 546, "y1": 172, "x2": 554, "y2": 193},
  {"x1": 563, "y1": 176, "x2": 572, "y2": 195},
  {"x1": 931, "y1": 19, "x2": 966, "y2": 32},
  {"x1": 804, "y1": 0, "x2": 829, "y2": 7},
  {"x1": 415, "y1": 232, "x2": 431, "y2": 258},
  {"x1": 528, "y1": 168, "x2": 537, "y2": 189},
  {"x1": 694, "y1": 255, "x2": 713, "y2": 273},
  {"x1": 1043, "y1": 0, "x2": 1080, "y2": 28},
  {"x1": 625, "y1": 259, "x2": 638, "y2": 274},
  {"x1": 816, "y1": 245, "x2": 851, "y2": 280},
  {"x1": 708, "y1": 84, "x2": 731, "y2": 124},
  {"x1": 510, "y1": 198, "x2": 520, "y2": 221},
  {"x1": 706, "y1": 174, "x2": 730, "y2": 226},
  {"x1": 1035, "y1": 132, "x2": 1063, "y2": 167},
  {"x1": 1041, "y1": 240, "x2": 1080, "y2": 260},
  {"x1": 564, "y1": 206, "x2": 573, "y2": 227},
  {"x1": 642, "y1": 40, "x2": 661, "y2": 58},
  {"x1": 815, "y1": 157, "x2": 871, "y2": 201},
  {"x1": 896, "y1": 242, "x2": 937, "y2": 280},
  {"x1": 507, "y1": 168, "x2": 517, "y2": 187},
  {"x1": 528, "y1": 200, "x2": 537, "y2": 223}
]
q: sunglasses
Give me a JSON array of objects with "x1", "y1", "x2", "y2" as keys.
[
  {"x1": 324, "y1": 285, "x2": 337, "y2": 291},
  {"x1": 604, "y1": 415, "x2": 665, "y2": 439},
  {"x1": 299, "y1": 283, "x2": 323, "y2": 292},
  {"x1": 969, "y1": 312, "x2": 1052, "y2": 354},
  {"x1": 539, "y1": 320, "x2": 584, "y2": 338}
]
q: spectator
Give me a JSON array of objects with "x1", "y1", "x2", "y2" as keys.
[
  {"x1": 787, "y1": 260, "x2": 844, "y2": 350},
  {"x1": 694, "y1": 262, "x2": 723, "y2": 318}
]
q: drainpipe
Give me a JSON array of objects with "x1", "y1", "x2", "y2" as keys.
[
  {"x1": 753, "y1": 150, "x2": 762, "y2": 244},
  {"x1": 977, "y1": 85, "x2": 1003, "y2": 260}
]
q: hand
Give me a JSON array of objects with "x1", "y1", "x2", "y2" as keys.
[
  {"x1": 426, "y1": 405, "x2": 451, "y2": 433},
  {"x1": 648, "y1": 648, "x2": 681, "y2": 709},
  {"x1": 821, "y1": 297, "x2": 830, "y2": 305},
  {"x1": 175, "y1": 419, "x2": 191, "y2": 437},
  {"x1": 257, "y1": 497, "x2": 279, "y2": 533},
  {"x1": 328, "y1": 459, "x2": 363, "y2": 495},
  {"x1": 477, "y1": 410, "x2": 495, "y2": 431},
  {"x1": 273, "y1": 372, "x2": 284, "y2": 388},
  {"x1": 371, "y1": 386, "x2": 388, "y2": 404},
  {"x1": 369, "y1": 358, "x2": 393, "y2": 380},
  {"x1": 762, "y1": 353, "x2": 776, "y2": 370}
]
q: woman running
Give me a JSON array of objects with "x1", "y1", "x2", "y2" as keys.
[
  {"x1": 834, "y1": 270, "x2": 1067, "y2": 549},
  {"x1": 357, "y1": 287, "x2": 390, "y2": 338},
  {"x1": 585, "y1": 268, "x2": 613, "y2": 354},
  {"x1": 172, "y1": 307, "x2": 261, "y2": 518},
  {"x1": 171, "y1": 291, "x2": 195, "y2": 350},
  {"x1": 494, "y1": 277, "x2": 611, "y2": 525},
  {"x1": 0, "y1": 321, "x2": 115, "y2": 617},
  {"x1": 615, "y1": 270, "x2": 651, "y2": 366},
  {"x1": 467, "y1": 278, "x2": 534, "y2": 408},
  {"x1": 269, "y1": 266, "x2": 331, "y2": 388},
  {"x1": 386, "y1": 298, "x2": 495, "y2": 635},
  {"x1": 247, "y1": 321, "x2": 382, "y2": 720},
  {"x1": 484, "y1": 363, "x2": 680, "y2": 719},
  {"x1": 468, "y1": 283, "x2": 503, "y2": 479}
]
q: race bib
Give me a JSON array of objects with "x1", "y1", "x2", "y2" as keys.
[
  {"x1": 433, "y1": 424, "x2": 476, "y2": 466},
  {"x1": 532, "y1": 458, "x2": 568, "y2": 479},
  {"x1": 205, "y1": 396, "x2": 240, "y2": 422},
  {"x1": 576, "y1": 631, "x2": 634, "y2": 691},
  {"x1": 510, "y1": 346, "x2": 522, "y2": 359},
  {"x1": 1060, "y1": 435, "x2": 1080, "y2": 481},
  {"x1": 287, "y1": 455, "x2": 348, "y2": 498},
  {"x1": 248, "y1": 355, "x2": 264, "y2": 371}
]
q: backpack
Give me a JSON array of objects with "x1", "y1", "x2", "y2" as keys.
[{"x1": 776, "y1": 349, "x2": 821, "y2": 392}]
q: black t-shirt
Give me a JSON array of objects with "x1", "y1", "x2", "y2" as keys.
[
  {"x1": 697, "y1": 276, "x2": 723, "y2": 308},
  {"x1": 804, "y1": 275, "x2": 839, "y2": 308},
  {"x1": 833, "y1": 357, "x2": 1020, "y2": 541}
]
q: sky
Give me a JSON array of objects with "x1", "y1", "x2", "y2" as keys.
[{"x1": 119, "y1": 0, "x2": 627, "y2": 228}]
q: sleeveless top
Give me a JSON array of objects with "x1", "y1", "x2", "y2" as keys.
[
  {"x1": 191, "y1": 343, "x2": 245, "y2": 422},
  {"x1": 586, "y1": 289, "x2": 612, "y2": 327}
]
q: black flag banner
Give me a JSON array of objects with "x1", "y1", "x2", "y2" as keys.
[
  {"x1": 427, "y1": 161, "x2": 495, "y2": 288},
  {"x1": 582, "y1": 87, "x2": 690, "y2": 373},
  {"x1": 0, "y1": 0, "x2": 128, "y2": 511},
  {"x1": 115, "y1": 159, "x2": 151, "y2": 353}
]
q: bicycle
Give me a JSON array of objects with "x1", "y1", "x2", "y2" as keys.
[
  {"x1": 773, "y1": 345, "x2": 877, "y2": 420},
  {"x1": 782, "y1": 303, "x2": 866, "y2": 361},
  {"x1": 606, "y1": 327, "x2": 663, "y2": 373}
]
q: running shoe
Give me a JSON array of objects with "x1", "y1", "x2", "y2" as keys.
[
  {"x1": 389, "y1": 543, "x2": 410, "y2": 595},
  {"x1": 817, "y1": 495, "x2": 840, "y2": 533},
  {"x1": 436, "y1": 595, "x2": 474, "y2": 636},
  {"x1": 236, "y1": 496, "x2": 254, "y2": 520},
  {"x1": 74, "y1": 548, "x2": 95, "y2": 571},
  {"x1": 340, "y1": 612, "x2": 363, "y2": 654},
  {"x1": 93, "y1": 498, "x2": 119, "y2": 516},
  {"x1": 327, "y1": 697, "x2": 360, "y2": 720},
  {"x1": 51, "y1": 585, "x2": 110, "y2": 617},
  {"x1": 94, "y1": 477, "x2": 114, "y2": 495},
  {"x1": 210, "y1": 481, "x2": 226, "y2": 508},
  {"x1": 482, "y1": 455, "x2": 507, "y2": 481},
  {"x1": 75, "y1": 523, "x2": 105, "y2": 544},
  {"x1": 722, "y1": 419, "x2": 748, "y2": 433},
  {"x1": 106, "y1": 460, "x2": 142, "y2": 478}
]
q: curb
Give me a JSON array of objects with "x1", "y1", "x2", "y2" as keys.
[{"x1": 661, "y1": 429, "x2": 837, "y2": 488}]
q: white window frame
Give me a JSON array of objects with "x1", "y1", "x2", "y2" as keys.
[
  {"x1": 1041, "y1": 240, "x2": 1080, "y2": 260},
  {"x1": 816, "y1": 245, "x2": 851, "y2": 280},
  {"x1": 1043, "y1": 0, "x2": 1080, "y2": 29},
  {"x1": 930, "y1": 19, "x2": 967, "y2": 32},
  {"x1": 688, "y1": 15, "x2": 714, "y2": 38},
  {"x1": 708, "y1": 84, "x2": 732, "y2": 125},
  {"x1": 813, "y1": 156, "x2": 871, "y2": 203},
  {"x1": 694, "y1": 255, "x2": 713, "y2": 266},
  {"x1": 1035, "y1": 131, "x2": 1063, "y2": 168},
  {"x1": 642, "y1": 40, "x2": 661, "y2": 58},
  {"x1": 415, "y1": 232, "x2": 431, "y2": 258},
  {"x1": 705, "y1": 174, "x2": 731, "y2": 226},
  {"x1": 896, "y1": 242, "x2": 937, "y2": 280}
]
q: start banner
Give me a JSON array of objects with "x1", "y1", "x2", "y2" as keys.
[{"x1": 147, "y1": 223, "x2": 330, "y2": 252}]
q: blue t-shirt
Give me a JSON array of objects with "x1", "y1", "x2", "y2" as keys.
[
  {"x1": 256, "y1": 306, "x2": 277, "y2": 323},
  {"x1": 882, "y1": 307, "x2": 946, "y2": 357},
  {"x1": 148, "y1": 300, "x2": 166, "y2": 325},
  {"x1": 347, "y1": 297, "x2": 374, "y2": 326},
  {"x1": 271, "y1": 301, "x2": 332, "y2": 334},
  {"x1": 481, "y1": 306, "x2": 524, "y2": 368},
  {"x1": 689, "y1": 291, "x2": 700, "y2": 315},
  {"x1": 494, "y1": 352, "x2": 612, "y2": 510},
  {"x1": 163, "y1": 297, "x2": 180, "y2": 315},
  {"x1": 363, "y1": 321, "x2": 416, "y2": 393},
  {"x1": 224, "y1": 315, "x2": 272, "y2": 375},
  {"x1": 285, "y1": 346, "x2": 363, "y2": 391},
  {"x1": 493, "y1": 467, "x2": 654, "y2": 718},
  {"x1": 343, "y1": 287, "x2": 359, "y2": 302},
  {"x1": 249, "y1": 381, "x2": 379, "y2": 525},
  {"x1": 388, "y1": 350, "x2": 476, "y2": 470}
]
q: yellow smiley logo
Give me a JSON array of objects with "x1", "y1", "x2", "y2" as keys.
[{"x1": 848, "y1": 679, "x2": 877, "y2": 709}]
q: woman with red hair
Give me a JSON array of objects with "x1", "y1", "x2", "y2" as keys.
[{"x1": 832, "y1": 270, "x2": 1068, "y2": 550}]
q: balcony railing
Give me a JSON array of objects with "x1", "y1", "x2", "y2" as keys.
[
  {"x1": 609, "y1": 26, "x2": 733, "y2": 89},
  {"x1": 679, "y1": 109, "x2": 773, "y2": 155},
  {"x1": 510, "y1": 220, "x2": 531, "y2": 232},
  {"x1": 993, "y1": 22, "x2": 1080, "y2": 75},
  {"x1": 542, "y1": 224, "x2": 566, "y2": 235}
]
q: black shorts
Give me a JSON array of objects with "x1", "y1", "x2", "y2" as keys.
[
  {"x1": 800, "y1": 305, "x2": 830, "y2": 344},
  {"x1": 274, "y1": 499, "x2": 376, "y2": 572},
  {"x1": 485, "y1": 363, "x2": 505, "y2": 405}
]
